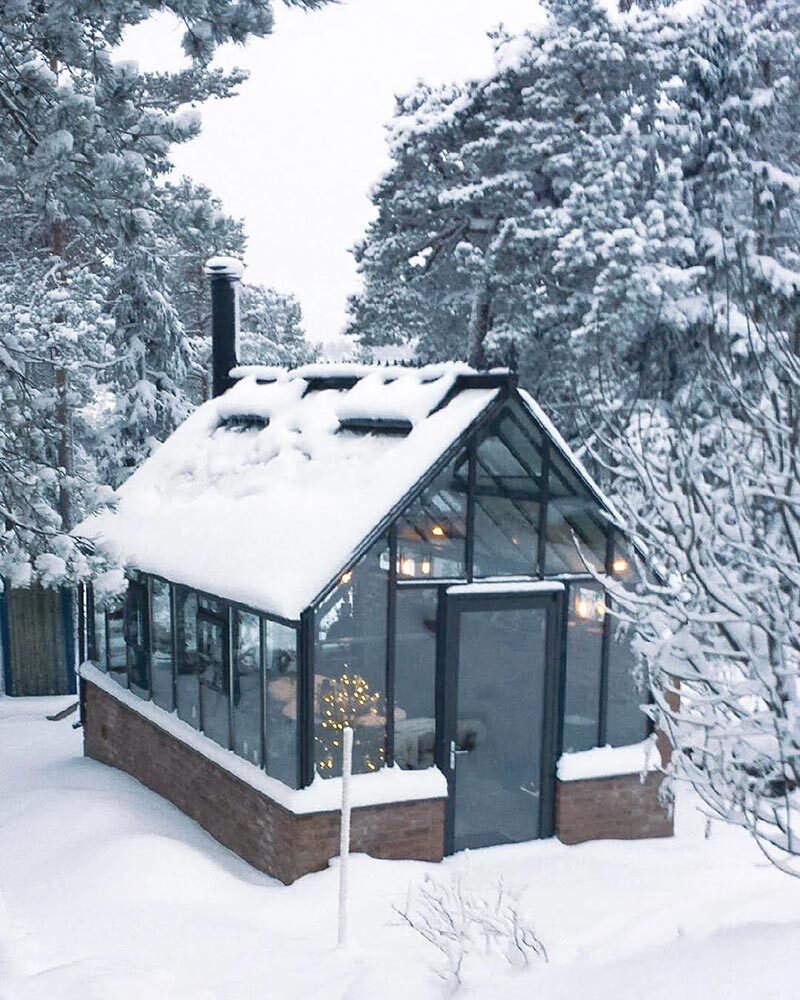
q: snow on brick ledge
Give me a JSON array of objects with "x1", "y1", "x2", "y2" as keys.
[
  {"x1": 80, "y1": 663, "x2": 447, "y2": 814},
  {"x1": 557, "y1": 736, "x2": 660, "y2": 783}
]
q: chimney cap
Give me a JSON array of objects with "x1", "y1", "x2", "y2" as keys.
[{"x1": 204, "y1": 255, "x2": 244, "y2": 280}]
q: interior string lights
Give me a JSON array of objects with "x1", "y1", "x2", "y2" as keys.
[
  {"x1": 574, "y1": 587, "x2": 606, "y2": 622},
  {"x1": 397, "y1": 522, "x2": 446, "y2": 578},
  {"x1": 316, "y1": 671, "x2": 385, "y2": 774},
  {"x1": 398, "y1": 555, "x2": 433, "y2": 577}
]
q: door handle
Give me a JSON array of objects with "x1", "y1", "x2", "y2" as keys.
[{"x1": 449, "y1": 739, "x2": 469, "y2": 769}]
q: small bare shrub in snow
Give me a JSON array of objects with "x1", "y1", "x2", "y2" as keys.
[{"x1": 394, "y1": 873, "x2": 546, "y2": 991}]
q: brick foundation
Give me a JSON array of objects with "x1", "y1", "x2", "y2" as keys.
[
  {"x1": 82, "y1": 678, "x2": 673, "y2": 876},
  {"x1": 555, "y1": 771, "x2": 673, "y2": 845},
  {"x1": 82, "y1": 679, "x2": 445, "y2": 884}
]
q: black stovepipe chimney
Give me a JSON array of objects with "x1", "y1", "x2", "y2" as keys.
[{"x1": 204, "y1": 256, "x2": 244, "y2": 398}]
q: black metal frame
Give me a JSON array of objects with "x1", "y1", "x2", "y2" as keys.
[
  {"x1": 299, "y1": 609, "x2": 316, "y2": 788},
  {"x1": 385, "y1": 527, "x2": 398, "y2": 766},
  {"x1": 598, "y1": 531, "x2": 615, "y2": 746},
  {"x1": 439, "y1": 586, "x2": 565, "y2": 855}
]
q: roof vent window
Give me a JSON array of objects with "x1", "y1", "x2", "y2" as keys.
[
  {"x1": 337, "y1": 417, "x2": 412, "y2": 437},
  {"x1": 303, "y1": 375, "x2": 362, "y2": 395},
  {"x1": 218, "y1": 415, "x2": 270, "y2": 432}
]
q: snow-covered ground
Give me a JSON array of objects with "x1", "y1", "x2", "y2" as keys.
[{"x1": 0, "y1": 696, "x2": 797, "y2": 1000}]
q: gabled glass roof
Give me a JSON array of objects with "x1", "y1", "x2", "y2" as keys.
[
  {"x1": 78, "y1": 365, "x2": 500, "y2": 620},
  {"x1": 78, "y1": 364, "x2": 620, "y2": 621}
]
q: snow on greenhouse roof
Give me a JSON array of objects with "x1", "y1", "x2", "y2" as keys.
[{"x1": 80, "y1": 364, "x2": 500, "y2": 620}]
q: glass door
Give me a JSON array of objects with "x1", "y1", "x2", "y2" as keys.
[{"x1": 442, "y1": 588, "x2": 562, "y2": 853}]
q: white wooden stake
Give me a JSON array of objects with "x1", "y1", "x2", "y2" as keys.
[{"x1": 337, "y1": 725, "x2": 353, "y2": 949}]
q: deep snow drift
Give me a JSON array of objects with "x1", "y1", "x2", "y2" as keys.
[{"x1": 0, "y1": 696, "x2": 797, "y2": 999}]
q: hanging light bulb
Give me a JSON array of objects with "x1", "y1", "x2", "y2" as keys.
[
  {"x1": 430, "y1": 524, "x2": 446, "y2": 538},
  {"x1": 340, "y1": 570, "x2": 353, "y2": 585},
  {"x1": 574, "y1": 593, "x2": 591, "y2": 620},
  {"x1": 612, "y1": 557, "x2": 629, "y2": 575}
]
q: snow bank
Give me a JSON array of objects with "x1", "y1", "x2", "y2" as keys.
[
  {"x1": 80, "y1": 664, "x2": 447, "y2": 813},
  {"x1": 557, "y1": 736, "x2": 660, "y2": 782},
  {"x1": 4, "y1": 699, "x2": 800, "y2": 1000},
  {"x1": 76, "y1": 365, "x2": 497, "y2": 620}
]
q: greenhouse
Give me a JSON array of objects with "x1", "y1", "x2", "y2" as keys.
[{"x1": 75, "y1": 264, "x2": 670, "y2": 883}]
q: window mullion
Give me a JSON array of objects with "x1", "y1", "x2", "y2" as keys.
[
  {"x1": 385, "y1": 526, "x2": 398, "y2": 767},
  {"x1": 537, "y1": 441, "x2": 551, "y2": 577},
  {"x1": 598, "y1": 529, "x2": 615, "y2": 746},
  {"x1": 260, "y1": 617, "x2": 268, "y2": 773},
  {"x1": 227, "y1": 605, "x2": 235, "y2": 751},
  {"x1": 465, "y1": 436, "x2": 476, "y2": 582}
]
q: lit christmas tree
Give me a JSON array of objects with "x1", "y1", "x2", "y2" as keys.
[{"x1": 316, "y1": 672, "x2": 385, "y2": 775}]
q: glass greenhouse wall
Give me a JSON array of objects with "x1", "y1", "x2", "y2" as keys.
[
  {"x1": 89, "y1": 575, "x2": 300, "y2": 789},
  {"x1": 84, "y1": 396, "x2": 649, "y2": 794},
  {"x1": 307, "y1": 397, "x2": 649, "y2": 784}
]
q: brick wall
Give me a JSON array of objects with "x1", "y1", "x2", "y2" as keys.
[
  {"x1": 555, "y1": 771, "x2": 673, "y2": 845},
  {"x1": 82, "y1": 678, "x2": 445, "y2": 884}
]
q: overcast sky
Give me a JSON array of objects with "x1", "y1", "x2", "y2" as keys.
[{"x1": 122, "y1": 1, "x2": 545, "y2": 343}]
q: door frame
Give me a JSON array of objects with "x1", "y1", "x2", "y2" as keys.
[{"x1": 437, "y1": 583, "x2": 565, "y2": 855}]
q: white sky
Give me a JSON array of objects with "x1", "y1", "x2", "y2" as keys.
[{"x1": 122, "y1": 1, "x2": 545, "y2": 342}]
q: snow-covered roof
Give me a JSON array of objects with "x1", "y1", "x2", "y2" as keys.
[{"x1": 81, "y1": 364, "x2": 500, "y2": 620}]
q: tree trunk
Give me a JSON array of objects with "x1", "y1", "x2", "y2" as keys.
[
  {"x1": 467, "y1": 272, "x2": 491, "y2": 370},
  {"x1": 55, "y1": 366, "x2": 73, "y2": 531}
]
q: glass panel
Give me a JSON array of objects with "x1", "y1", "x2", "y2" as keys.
[
  {"x1": 562, "y1": 582, "x2": 605, "y2": 752},
  {"x1": 605, "y1": 535, "x2": 650, "y2": 746},
  {"x1": 150, "y1": 579, "x2": 174, "y2": 712},
  {"x1": 454, "y1": 605, "x2": 547, "y2": 850},
  {"x1": 124, "y1": 580, "x2": 149, "y2": 698},
  {"x1": 106, "y1": 604, "x2": 127, "y2": 687},
  {"x1": 264, "y1": 620, "x2": 299, "y2": 787},
  {"x1": 93, "y1": 601, "x2": 107, "y2": 671},
  {"x1": 605, "y1": 612, "x2": 650, "y2": 746},
  {"x1": 175, "y1": 589, "x2": 200, "y2": 729},
  {"x1": 397, "y1": 454, "x2": 468, "y2": 579},
  {"x1": 472, "y1": 406, "x2": 545, "y2": 577},
  {"x1": 394, "y1": 587, "x2": 438, "y2": 770},
  {"x1": 473, "y1": 494, "x2": 540, "y2": 577},
  {"x1": 315, "y1": 536, "x2": 389, "y2": 776},
  {"x1": 545, "y1": 452, "x2": 607, "y2": 574},
  {"x1": 232, "y1": 609, "x2": 262, "y2": 766},
  {"x1": 198, "y1": 601, "x2": 230, "y2": 749},
  {"x1": 609, "y1": 534, "x2": 638, "y2": 585}
]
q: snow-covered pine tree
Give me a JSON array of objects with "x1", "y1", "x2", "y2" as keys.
[
  {"x1": 348, "y1": 79, "x2": 485, "y2": 363},
  {"x1": 157, "y1": 178, "x2": 248, "y2": 403},
  {"x1": 238, "y1": 284, "x2": 316, "y2": 368},
  {"x1": 349, "y1": 0, "x2": 688, "y2": 430},
  {"x1": 0, "y1": 256, "x2": 116, "y2": 586},
  {"x1": 0, "y1": 0, "x2": 325, "y2": 583},
  {"x1": 151, "y1": 180, "x2": 314, "y2": 398},
  {"x1": 590, "y1": 0, "x2": 800, "y2": 875}
]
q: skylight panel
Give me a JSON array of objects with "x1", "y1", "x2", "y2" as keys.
[
  {"x1": 337, "y1": 417, "x2": 412, "y2": 436},
  {"x1": 217, "y1": 415, "x2": 270, "y2": 432}
]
